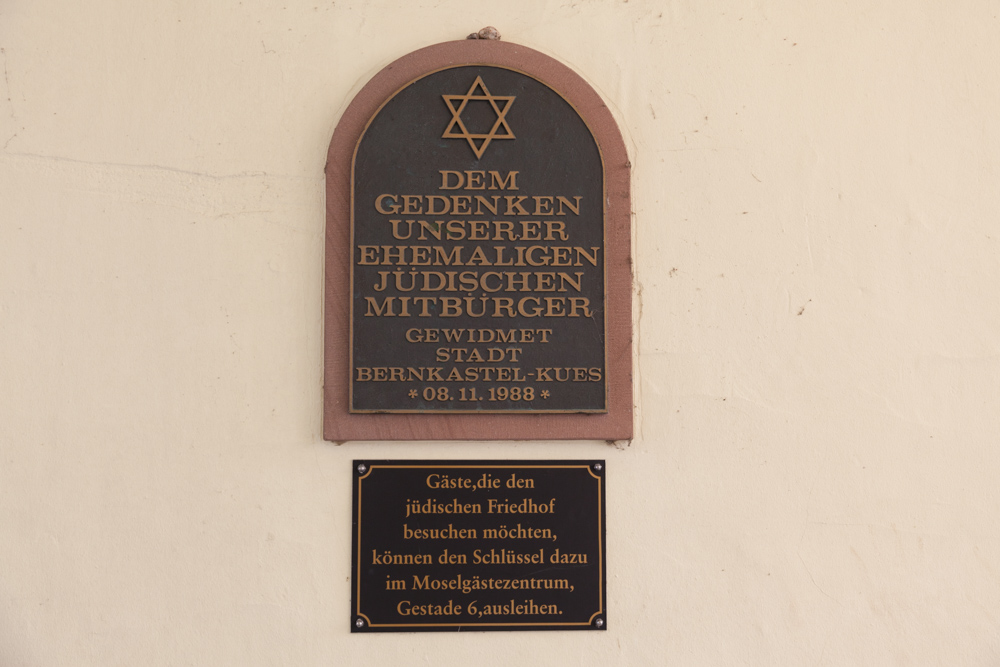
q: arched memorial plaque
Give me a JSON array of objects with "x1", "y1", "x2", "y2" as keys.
[{"x1": 325, "y1": 40, "x2": 631, "y2": 440}]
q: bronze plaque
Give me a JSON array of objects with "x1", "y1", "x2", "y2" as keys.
[
  {"x1": 350, "y1": 66, "x2": 605, "y2": 413},
  {"x1": 324, "y1": 39, "x2": 633, "y2": 441},
  {"x1": 351, "y1": 460, "x2": 606, "y2": 632}
]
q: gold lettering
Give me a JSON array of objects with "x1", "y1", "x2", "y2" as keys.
[
  {"x1": 555, "y1": 195, "x2": 582, "y2": 215},
  {"x1": 439, "y1": 170, "x2": 464, "y2": 189},
  {"x1": 532, "y1": 196, "x2": 554, "y2": 215},
  {"x1": 401, "y1": 195, "x2": 422, "y2": 214},
  {"x1": 505, "y1": 195, "x2": 529, "y2": 216},
  {"x1": 545, "y1": 220, "x2": 568, "y2": 241},
  {"x1": 505, "y1": 272, "x2": 530, "y2": 292},
  {"x1": 494, "y1": 298, "x2": 516, "y2": 317},
  {"x1": 412, "y1": 296, "x2": 434, "y2": 317},
  {"x1": 493, "y1": 220, "x2": 516, "y2": 241},
  {"x1": 489, "y1": 170, "x2": 519, "y2": 190},
  {"x1": 365, "y1": 296, "x2": 396, "y2": 317},
  {"x1": 474, "y1": 195, "x2": 500, "y2": 215},
  {"x1": 569, "y1": 297, "x2": 592, "y2": 317},
  {"x1": 544, "y1": 297, "x2": 566, "y2": 317},
  {"x1": 434, "y1": 246, "x2": 464, "y2": 265},
  {"x1": 465, "y1": 170, "x2": 485, "y2": 189},
  {"x1": 558, "y1": 272, "x2": 583, "y2": 291},
  {"x1": 410, "y1": 246, "x2": 430, "y2": 265},
  {"x1": 388, "y1": 219, "x2": 412, "y2": 239},
  {"x1": 575, "y1": 247, "x2": 600, "y2": 266},
  {"x1": 440, "y1": 297, "x2": 462, "y2": 317},
  {"x1": 518, "y1": 297, "x2": 543, "y2": 317},
  {"x1": 521, "y1": 221, "x2": 541, "y2": 240},
  {"x1": 425, "y1": 196, "x2": 450, "y2": 215},
  {"x1": 381, "y1": 245, "x2": 407, "y2": 265},
  {"x1": 466, "y1": 246, "x2": 490, "y2": 265},
  {"x1": 481, "y1": 272, "x2": 503, "y2": 292},
  {"x1": 525, "y1": 246, "x2": 550, "y2": 266},
  {"x1": 357, "y1": 245, "x2": 379, "y2": 265},
  {"x1": 468, "y1": 220, "x2": 489, "y2": 240},
  {"x1": 375, "y1": 194, "x2": 399, "y2": 214}
]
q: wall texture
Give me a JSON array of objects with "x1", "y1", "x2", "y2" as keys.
[{"x1": 2, "y1": 1, "x2": 999, "y2": 664}]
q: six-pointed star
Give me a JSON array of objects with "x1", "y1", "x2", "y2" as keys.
[{"x1": 442, "y1": 76, "x2": 515, "y2": 159}]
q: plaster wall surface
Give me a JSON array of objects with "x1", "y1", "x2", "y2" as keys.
[{"x1": 2, "y1": 1, "x2": 999, "y2": 664}]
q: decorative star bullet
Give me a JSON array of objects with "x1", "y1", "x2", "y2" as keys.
[{"x1": 442, "y1": 76, "x2": 515, "y2": 159}]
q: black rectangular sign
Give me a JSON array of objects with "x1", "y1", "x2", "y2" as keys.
[{"x1": 351, "y1": 460, "x2": 606, "y2": 632}]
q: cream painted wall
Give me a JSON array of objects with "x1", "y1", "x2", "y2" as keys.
[{"x1": 2, "y1": 1, "x2": 999, "y2": 664}]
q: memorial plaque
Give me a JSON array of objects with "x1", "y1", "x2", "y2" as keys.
[
  {"x1": 325, "y1": 39, "x2": 632, "y2": 440},
  {"x1": 351, "y1": 67, "x2": 605, "y2": 413},
  {"x1": 351, "y1": 460, "x2": 606, "y2": 632}
]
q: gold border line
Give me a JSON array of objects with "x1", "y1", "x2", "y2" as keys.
[
  {"x1": 369, "y1": 621, "x2": 591, "y2": 628},
  {"x1": 356, "y1": 476, "x2": 363, "y2": 615},
  {"x1": 371, "y1": 464, "x2": 589, "y2": 469},
  {"x1": 597, "y1": 475, "x2": 603, "y2": 615},
  {"x1": 348, "y1": 64, "x2": 607, "y2": 415}
]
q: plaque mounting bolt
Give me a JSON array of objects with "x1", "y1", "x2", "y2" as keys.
[
  {"x1": 357, "y1": 463, "x2": 367, "y2": 475},
  {"x1": 595, "y1": 617, "x2": 604, "y2": 628},
  {"x1": 355, "y1": 618, "x2": 365, "y2": 629},
  {"x1": 593, "y1": 463, "x2": 603, "y2": 472}
]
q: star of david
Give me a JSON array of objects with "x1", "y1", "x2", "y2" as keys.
[{"x1": 441, "y1": 76, "x2": 515, "y2": 159}]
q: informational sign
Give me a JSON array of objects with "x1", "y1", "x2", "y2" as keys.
[
  {"x1": 350, "y1": 67, "x2": 606, "y2": 413},
  {"x1": 351, "y1": 460, "x2": 606, "y2": 632}
]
